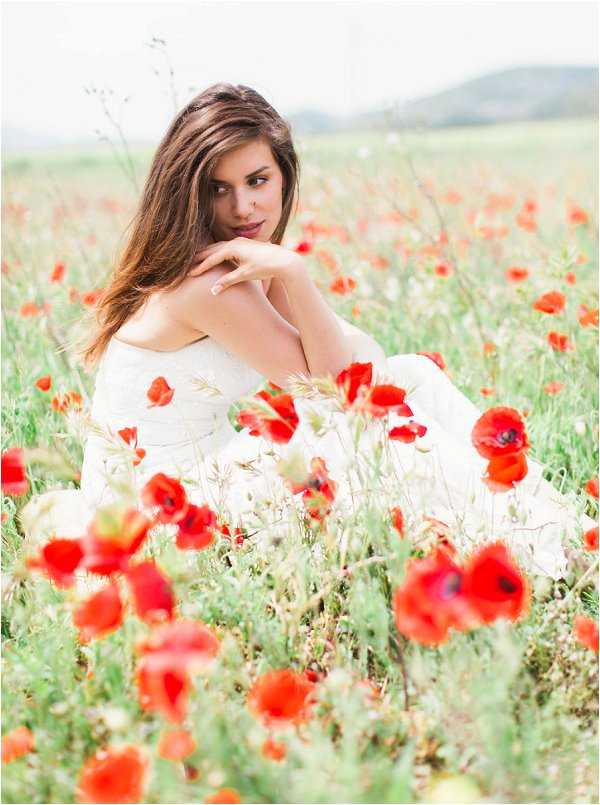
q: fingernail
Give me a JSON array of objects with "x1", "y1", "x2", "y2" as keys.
[{"x1": 211, "y1": 285, "x2": 222, "y2": 295}]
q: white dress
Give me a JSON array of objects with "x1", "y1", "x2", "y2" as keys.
[{"x1": 20, "y1": 325, "x2": 594, "y2": 581}]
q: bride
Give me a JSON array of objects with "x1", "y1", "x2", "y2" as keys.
[{"x1": 21, "y1": 83, "x2": 594, "y2": 580}]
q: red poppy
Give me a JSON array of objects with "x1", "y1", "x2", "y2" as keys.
[
  {"x1": 80, "y1": 506, "x2": 152, "y2": 576},
  {"x1": 247, "y1": 669, "x2": 316, "y2": 727},
  {"x1": 157, "y1": 729, "x2": 196, "y2": 761},
  {"x1": 237, "y1": 391, "x2": 299, "y2": 444},
  {"x1": 443, "y1": 189, "x2": 462, "y2": 204},
  {"x1": 577, "y1": 305, "x2": 599, "y2": 328},
  {"x1": 204, "y1": 789, "x2": 242, "y2": 804},
  {"x1": 360, "y1": 385, "x2": 413, "y2": 419},
  {"x1": 147, "y1": 376, "x2": 175, "y2": 407},
  {"x1": 20, "y1": 302, "x2": 41, "y2": 317},
  {"x1": 391, "y1": 506, "x2": 405, "y2": 537},
  {"x1": 26, "y1": 538, "x2": 84, "y2": 588},
  {"x1": 76, "y1": 745, "x2": 149, "y2": 804},
  {"x1": 583, "y1": 526, "x2": 598, "y2": 551},
  {"x1": 299, "y1": 457, "x2": 338, "y2": 522},
  {"x1": 126, "y1": 561, "x2": 175, "y2": 624},
  {"x1": 137, "y1": 654, "x2": 190, "y2": 724},
  {"x1": 434, "y1": 262, "x2": 453, "y2": 277},
  {"x1": 463, "y1": 542, "x2": 529, "y2": 623},
  {"x1": 314, "y1": 247, "x2": 338, "y2": 272},
  {"x1": 176, "y1": 504, "x2": 218, "y2": 550},
  {"x1": 51, "y1": 390, "x2": 83, "y2": 414},
  {"x1": 585, "y1": 477, "x2": 599, "y2": 499},
  {"x1": 117, "y1": 427, "x2": 146, "y2": 466},
  {"x1": 217, "y1": 521, "x2": 246, "y2": 547},
  {"x1": 141, "y1": 473, "x2": 189, "y2": 524},
  {"x1": 573, "y1": 615, "x2": 599, "y2": 654},
  {"x1": 136, "y1": 620, "x2": 220, "y2": 723},
  {"x1": 369, "y1": 254, "x2": 390, "y2": 270},
  {"x1": 568, "y1": 205, "x2": 588, "y2": 226},
  {"x1": 483, "y1": 342, "x2": 497, "y2": 356},
  {"x1": 564, "y1": 272, "x2": 577, "y2": 285},
  {"x1": 482, "y1": 452, "x2": 529, "y2": 492},
  {"x1": 336, "y1": 362, "x2": 373, "y2": 408},
  {"x1": 2, "y1": 726, "x2": 34, "y2": 764},
  {"x1": 532, "y1": 291, "x2": 566, "y2": 315},
  {"x1": 1, "y1": 447, "x2": 28, "y2": 495},
  {"x1": 73, "y1": 580, "x2": 124, "y2": 643},
  {"x1": 471, "y1": 407, "x2": 529, "y2": 459},
  {"x1": 262, "y1": 737, "x2": 287, "y2": 761},
  {"x1": 35, "y1": 375, "x2": 52, "y2": 392},
  {"x1": 50, "y1": 261, "x2": 65, "y2": 283},
  {"x1": 294, "y1": 240, "x2": 313, "y2": 254},
  {"x1": 389, "y1": 421, "x2": 427, "y2": 443},
  {"x1": 543, "y1": 381, "x2": 564, "y2": 395},
  {"x1": 516, "y1": 210, "x2": 537, "y2": 232},
  {"x1": 51, "y1": 394, "x2": 67, "y2": 413},
  {"x1": 81, "y1": 289, "x2": 104, "y2": 308},
  {"x1": 505, "y1": 266, "x2": 529, "y2": 283},
  {"x1": 547, "y1": 331, "x2": 575, "y2": 352},
  {"x1": 393, "y1": 548, "x2": 476, "y2": 645},
  {"x1": 329, "y1": 275, "x2": 357, "y2": 295},
  {"x1": 416, "y1": 351, "x2": 446, "y2": 371}
]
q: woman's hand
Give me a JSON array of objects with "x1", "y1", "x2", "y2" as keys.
[{"x1": 188, "y1": 238, "x2": 301, "y2": 295}]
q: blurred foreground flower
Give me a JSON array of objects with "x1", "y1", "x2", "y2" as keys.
[
  {"x1": 248, "y1": 669, "x2": 316, "y2": 728},
  {"x1": 237, "y1": 386, "x2": 299, "y2": 444},
  {"x1": 76, "y1": 745, "x2": 149, "y2": 803},
  {"x1": 2, "y1": 726, "x2": 34, "y2": 764},
  {"x1": 157, "y1": 729, "x2": 196, "y2": 761},
  {"x1": 573, "y1": 615, "x2": 599, "y2": 654},
  {"x1": 393, "y1": 541, "x2": 529, "y2": 645},
  {"x1": 136, "y1": 620, "x2": 220, "y2": 723},
  {"x1": 1, "y1": 447, "x2": 29, "y2": 495}
]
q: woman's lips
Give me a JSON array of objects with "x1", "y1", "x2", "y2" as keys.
[{"x1": 232, "y1": 221, "x2": 264, "y2": 237}]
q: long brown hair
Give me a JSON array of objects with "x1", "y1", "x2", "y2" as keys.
[{"x1": 80, "y1": 83, "x2": 300, "y2": 367}]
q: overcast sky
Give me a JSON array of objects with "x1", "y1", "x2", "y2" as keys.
[{"x1": 2, "y1": 0, "x2": 598, "y2": 144}]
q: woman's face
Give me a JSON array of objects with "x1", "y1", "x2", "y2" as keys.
[{"x1": 209, "y1": 137, "x2": 284, "y2": 243}]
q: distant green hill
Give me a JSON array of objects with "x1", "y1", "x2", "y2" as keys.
[{"x1": 288, "y1": 65, "x2": 598, "y2": 134}]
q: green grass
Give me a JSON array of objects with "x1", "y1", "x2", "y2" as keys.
[{"x1": 2, "y1": 117, "x2": 598, "y2": 803}]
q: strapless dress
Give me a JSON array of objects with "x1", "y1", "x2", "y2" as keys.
[{"x1": 20, "y1": 334, "x2": 594, "y2": 580}]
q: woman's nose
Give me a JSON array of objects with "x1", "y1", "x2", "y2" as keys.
[{"x1": 231, "y1": 190, "x2": 254, "y2": 219}]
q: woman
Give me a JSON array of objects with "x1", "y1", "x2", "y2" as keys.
[{"x1": 20, "y1": 83, "x2": 593, "y2": 579}]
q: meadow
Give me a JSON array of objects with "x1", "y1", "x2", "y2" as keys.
[{"x1": 1, "y1": 117, "x2": 598, "y2": 804}]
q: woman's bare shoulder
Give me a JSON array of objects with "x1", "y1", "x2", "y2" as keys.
[{"x1": 162, "y1": 265, "x2": 309, "y2": 389}]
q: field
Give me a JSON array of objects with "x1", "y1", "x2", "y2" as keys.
[{"x1": 2, "y1": 117, "x2": 599, "y2": 803}]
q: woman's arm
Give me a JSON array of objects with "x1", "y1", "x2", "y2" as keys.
[
  {"x1": 279, "y1": 260, "x2": 354, "y2": 381},
  {"x1": 269, "y1": 271, "x2": 387, "y2": 373},
  {"x1": 266, "y1": 276, "x2": 297, "y2": 327}
]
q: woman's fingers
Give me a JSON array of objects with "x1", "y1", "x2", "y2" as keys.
[
  {"x1": 190, "y1": 244, "x2": 236, "y2": 276},
  {"x1": 210, "y1": 267, "x2": 247, "y2": 295},
  {"x1": 193, "y1": 242, "x2": 220, "y2": 261}
]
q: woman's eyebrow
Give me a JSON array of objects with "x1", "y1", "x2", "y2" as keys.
[{"x1": 212, "y1": 165, "x2": 271, "y2": 184}]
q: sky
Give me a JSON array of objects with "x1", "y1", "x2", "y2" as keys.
[{"x1": 2, "y1": 0, "x2": 598, "y2": 145}]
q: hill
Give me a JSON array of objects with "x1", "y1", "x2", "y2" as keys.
[{"x1": 288, "y1": 65, "x2": 598, "y2": 134}]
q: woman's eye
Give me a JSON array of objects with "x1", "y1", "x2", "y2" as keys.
[{"x1": 213, "y1": 177, "x2": 267, "y2": 195}]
